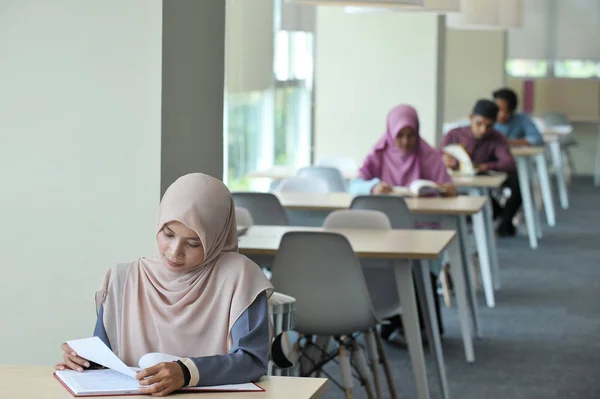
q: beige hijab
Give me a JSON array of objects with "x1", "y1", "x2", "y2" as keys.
[{"x1": 96, "y1": 173, "x2": 273, "y2": 366}]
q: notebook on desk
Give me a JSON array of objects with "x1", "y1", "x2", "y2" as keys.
[{"x1": 54, "y1": 337, "x2": 263, "y2": 396}]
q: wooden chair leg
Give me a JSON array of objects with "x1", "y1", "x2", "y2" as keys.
[
  {"x1": 440, "y1": 264, "x2": 452, "y2": 308},
  {"x1": 374, "y1": 330, "x2": 398, "y2": 399},
  {"x1": 351, "y1": 339, "x2": 376, "y2": 399},
  {"x1": 365, "y1": 329, "x2": 383, "y2": 398},
  {"x1": 338, "y1": 344, "x2": 354, "y2": 399}
]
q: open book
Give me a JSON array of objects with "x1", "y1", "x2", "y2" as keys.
[
  {"x1": 54, "y1": 337, "x2": 263, "y2": 397},
  {"x1": 443, "y1": 144, "x2": 476, "y2": 176},
  {"x1": 392, "y1": 179, "x2": 446, "y2": 197}
]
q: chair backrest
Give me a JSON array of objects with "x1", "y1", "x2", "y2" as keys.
[
  {"x1": 235, "y1": 206, "x2": 253, "y2": 227},
  {"x1": 271, "y1": 232, "x2": 379, "y2": 336},
  {"x1": 350, "y1": 195, "x2": 414, "y2": 229},
  {"x1": 322, "y1": 210, "x2": 400, "y2": 320},
  {"x1": 276, "y1": 176, "x2": 330, "y2": 194},
  {"x1": 323, "y1": 209, "x2": 391, "y2": 230},
  {"x1": 316, "y1": 157, "x2": 358, "y2": 175},
  {"x1": 232, "y1": 192, "x2": 289, "y2": 226},
  {"x1": 298, "y1": 166, "x2": 348, "y2": 192}
]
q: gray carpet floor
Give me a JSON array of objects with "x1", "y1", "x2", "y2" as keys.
[{"x1": 319, "y1": 177, "x2": 600, "y2": 398}]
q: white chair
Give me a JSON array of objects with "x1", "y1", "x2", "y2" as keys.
[
  {"x1": 276, "y1": 176, "x2": 330, "y2": 194},
  {"x1": 316, "y1": 157, "x2": 358, "y2": 176},
  {"x1": 298, "y1": 166, "x2": 348, "y2": 192},
  {"x1": 271, "y1": 231, "x2": 397, "y2": 399},
  {"x1": 235, "y1": 206, "x2": 253, "y2": 227}
]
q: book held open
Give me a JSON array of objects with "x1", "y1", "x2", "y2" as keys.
[
  {"x1": 54, "y1": 337, "x2": 263, "y2": 396},
  {"x1": 392, "y1": 179, "x2": 446, "y2": 197}
]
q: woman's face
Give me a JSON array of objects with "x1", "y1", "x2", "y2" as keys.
[
  {"x1": 395, "y1": 126, "x2": 418, "y2": 152},
  {"x1": 157, "y1": 221, "x2": 205, "y2": 273}
]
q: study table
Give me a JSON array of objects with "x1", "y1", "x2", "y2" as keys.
[
  {"x1": 240, "y1": 225, "x2": 462, "y2": 399},
  {"x1": 542, "y1": 127, "x2": 571, "y2": 210},
  {"x1": 273, "y1": 192, "x2": 494, "y2": 312},
  {"x1": 510, "y1": 146, "x2": 555, "y2": 249},
  {"x1": 0, "y1": 366, "x2": 327, "y2": 399}
]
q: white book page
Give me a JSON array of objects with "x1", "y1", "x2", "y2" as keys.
[
  {"x1": 56, "y1": 369, "x2": 140, "y2": 395},
  {"x1": 67, "y1": 337, "x2": 136, "y2": 378},
  {"x1": 443, "y1": 144, "x2": 475, "y2": 173},
  {"x1": 138, "y1": 352, "x2": 180, "y2": 370}
]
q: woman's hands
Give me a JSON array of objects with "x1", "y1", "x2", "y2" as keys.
[
  {"x1": 137, "y1": 362, "x2": 185, "y2": 397},
  {"x1": 439, "y1": 184, "x2": 458, "y2": 197},
  {"x1": 372, "y1": 182, "x2": 393, "y2": 194},
  {"x1": 55, "y1": 343, "x2": 91, "y2": 372}
]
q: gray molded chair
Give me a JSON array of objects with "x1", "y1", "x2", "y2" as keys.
[
  {"x1": 323, "y1": 210, "x2": 400, "y2": 321},
  {"x1": 316, "y1": 157, "x2": 358, "y2": 177},
  {"x1": 232, "y1": 192, "x2": 289, "y2": 226},
  {"x1": 276, "y1": 175, "x2": 330, "y2": 194},
  {"x1": 350, "y1": 195, "x2": 415, "y2": 229},
  {"x1": 298, "y1": 166, "x2": 348, "y2": 192},
  {"x1": 270, "y1": 231, "x2": 397, "y2": 399}
]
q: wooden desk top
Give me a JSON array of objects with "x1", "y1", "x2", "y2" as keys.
[
  {"x1": 239, "y1": 226, "x2": 455, "y2": 260},
  {"x1": 0, "y1": 366, "x2": 327, "y2": 399},
  {"x1": 450, "y1": 173, "x2": 507, "y2": 188},
  {"x1": 274, "y1": 192, "x2": 486, "y2": 215},
  {"x1": 510, "y1": 146, "x2": 545, "y2": 157}
]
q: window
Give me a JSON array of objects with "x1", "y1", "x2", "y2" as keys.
[
  {"x1": 224, "y1": 3, "x2": 314, "y2": 191},
  {"x1": 506, "y1": 59, "x2": 600, "y2": 79},
  {"x1": 505, "y1": 59, "x2": 549, "y2": 78},
  {"x1": 554, "y1": 60, "x2": 600, "y2": 79}
]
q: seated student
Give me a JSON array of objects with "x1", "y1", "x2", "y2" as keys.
[
  {"x1": 350, "y1": 104, "x2": 455, "y2": 344},
  {"x1": 441, "y1": 99, "x2": 519, "y2": 237},
  {"x1": 493, "y1": 87, "x2": 544, "y2": 146},
  {"x1": 56, "y1": 173, "x2": 273, "y2": 396},
  {"x1": 351, "y1": 104, "x2": 457, "y2": 196}
]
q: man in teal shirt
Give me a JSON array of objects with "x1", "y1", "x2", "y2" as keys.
[{"x1": 493, "y1": 88, "x2": 544, "y2": 146}]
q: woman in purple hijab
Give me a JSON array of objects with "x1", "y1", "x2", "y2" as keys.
[{"x1": 352, "y1": 104, "x2": 457, "y2": 196}]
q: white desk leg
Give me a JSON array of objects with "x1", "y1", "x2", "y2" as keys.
[
  {"x1": 535, "y1": 152, "x2": 556, "y2": 227},
  {"x1": 394, "y1": 261, "x2": 430, "y2": 399},
  {"x1": 457, "y1": 215, "x2": 482, "y2": 338},
  {"x1": 549, "y1": 140, "x2": 569, "y2": 209},
  {"x1": 595, "y1": 127, "x2": 600, "y2": 187},
  {"x1": 417, "y1": 261, "x2": 450, "y2": 399},
  {"x1": 528, "y1": 158, "x2": 543, "y2": 239},
  {"x1": 446, "y1": 234, "x2": 476, "y2": 362},
  {"x1": 516, "y1": 156, "x2": 538, "y2": 249},
  {"x1": 482, "y1": 190, "x2": 501, "y2": 290},
  {"x1": 472, "y1": 210, "x2": 495, "y2": 308}
]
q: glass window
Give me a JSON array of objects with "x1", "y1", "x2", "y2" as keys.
[
  {"x1": 554, "y1": 60, "x2": 600, "y2": 78},
  {"x1": 505, "y1": 59, "x2": 549, "y2": 78}
]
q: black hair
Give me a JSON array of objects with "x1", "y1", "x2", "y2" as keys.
[
  {"x1": 472, "y1": 99, "x2": 499, "y2": 120},
  {"x1": 492, "y1": 88, "x2": 518, "y2": 112}
]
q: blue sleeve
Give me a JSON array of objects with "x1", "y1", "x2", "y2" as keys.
[
  {"x1": 348, "y1": 178, "x2": 380, "y2": 195},
  {"x1": 521, "y1": 115, "x2": 544, "y2": 145},
  {"x1": 183, "y1": 291, "x2": 270, "y2": 386},
  {"x1": 93, "y1": 304, "x2": 112, "y2": 350}
]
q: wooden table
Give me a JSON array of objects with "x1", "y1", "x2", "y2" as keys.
[
  {"x1": 570, "y1": 116, "x2": 600, "y2": 187},
  {"x1": 0, "y1": 366, "x2": 328, "y2": 399},
  {"x1": 510, "y1": 146, "x2": 555, "y2": 249},
  {"x1": 274, "y1": 192, "x2": 494, "y2": 313},
  {"x1": 240, "y1": 226, "x2": 459, "y2": 399}
]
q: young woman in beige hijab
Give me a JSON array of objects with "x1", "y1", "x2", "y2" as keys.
[{"x1": 55, "y1": 173, "x2": 274, "y2": 396}]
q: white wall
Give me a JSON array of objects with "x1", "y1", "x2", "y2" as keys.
[
  {"x1": 444, "y1": 29, "x2": 506, "y2": 122},
  {"x1": 314, "y1": 8, "x2": 446, "y2": 165},
  {"x1": 0, "y1": 0, "x2": 162, "y2": 364}
]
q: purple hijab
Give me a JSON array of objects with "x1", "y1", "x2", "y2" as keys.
[{"x1": 358, "y1": 105, "x2": 452, "y2": 186}]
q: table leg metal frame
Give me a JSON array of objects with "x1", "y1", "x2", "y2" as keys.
[
  {"x1": 595, "y1": 126, "x2": 600, "y2": 187},
  {"x1": 393, "y1": 260, "x2": 431, "y2": 399},
  {"x1": 535, "y1": 153, "x2": 556, "y2": 227},
  {"x1": 548, "y1": 140, "x2": 569, "y2": 209},
  {"x1": 515, "y1": 156, "x2": 538, "y2": 249},
  {"x1": 414, "y1": 260, "x2": 450, "y2": 399}
]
